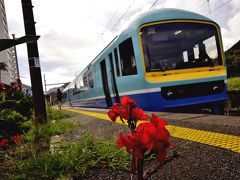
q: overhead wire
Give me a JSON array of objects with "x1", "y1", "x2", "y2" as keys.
[
  {"x1": 93, "y1": 1, "x2": 123, "y2": 57},
  {"x1": 101, "y1": 1, "x2": 123, "y2": 37},
  {"x1": 109, "y1": 0, "x2": 137, "y2": 32},
  {"x1": 94, "y1": 0, "x2": 233, "y2": 58},
  {"x1": 191, "y1": 1, "x2": 208, "y2": 11},
  {"x1": 97, "y1": 0, "x2": 162, "y2": 45},
  {"x1": 206, "y1": 0, "x2": 233, "y2": 15},
  {"x1": 189, "y1": 0, "x2": 205, "y2": 11},
  {"x1": 149, "y1": 0, "x2": 160, "y2": 11},
  {"x1": 101, "y1": 0, "x2": 137, "y2": 46}
]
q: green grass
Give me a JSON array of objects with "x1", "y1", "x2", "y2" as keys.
[
  {"x1": 1, "y1": 134, "x2": 130, "y2": 179},
  {"x1": 227, "y1": 77, "x2": 240, "y2": 90},
  {"x1": 25, "y1": 107, "x2": 78, "y2": 149},
  {"x1": 0, "y1": 107, "x2": 130, "y2": 179},
  {"x1": 47, "y1": 106, "x2": 72, "y2": 121}
]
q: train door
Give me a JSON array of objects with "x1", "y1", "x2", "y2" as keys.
[
  {"x1": 108, "y1": 53, "x2": 120, "y2": 103},
  {"x1": 100, "y1": 60, "x2": 113, "y2": 107}
]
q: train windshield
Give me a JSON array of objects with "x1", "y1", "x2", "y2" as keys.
[{"x1": 140, "y1": 22, "x2": 223, "y2": 72}]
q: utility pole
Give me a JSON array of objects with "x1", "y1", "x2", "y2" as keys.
[{"x1": 21, "y1": 0, "x2": 47, "y2": 124}]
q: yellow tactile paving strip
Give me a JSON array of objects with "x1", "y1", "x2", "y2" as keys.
[{"x1": 65, "y1": 108, "x2": 240, "y2": 153}]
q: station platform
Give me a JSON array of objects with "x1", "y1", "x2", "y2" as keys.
[{"x1": 62, "y1": 107, "x2": 240, "y2": 179}]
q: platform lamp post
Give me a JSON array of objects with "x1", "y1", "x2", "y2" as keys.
[{"x1": 21, "y1": 0, "x2": 47, "y2": 124}]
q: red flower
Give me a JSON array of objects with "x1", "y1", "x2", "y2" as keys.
[
  {"x1": 108, "y1": 96, "x2": 148, "y2": 122},
  {"x1": 117, "y1": 132, "x2": 144, "y2": 158},
  {"x1": 117, "y1": 114, "x2": 172, "y2": 161},
  {"x1": 132, "y1": 108, "x2": 149, "y2": 120},
  {"x1": 136, "y1": 122, "x2": 156, "y2": 149},
  {"x1": 12, "y1": 135, "x2": 22, "y2": 145},
  {"x1": 0, "y1": 83, "x2": 5, "y2": 88},
  {"x1": 120, "y1": 96, "x2": 137, "y2": 107},
  {"x1": 151, "y1": 114, "x2": 168, "y2": 128},
  {"x1": 0, "y1": 139, "x2": 8, "y2": 146},
  {"x1": 108, "y1": 104, "x2": 121, "y2": 122},
  {"x1": 0, "y1": 83, "x2": 6, "y2": 92}
]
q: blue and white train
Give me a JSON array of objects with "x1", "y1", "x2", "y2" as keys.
[{"x1": 63, "y1": 8, "x2": 227, "y2": 114}]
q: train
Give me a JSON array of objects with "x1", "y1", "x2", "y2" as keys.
[{"x1": 62, "y1": 8, "x2": 227, "y2": 115}]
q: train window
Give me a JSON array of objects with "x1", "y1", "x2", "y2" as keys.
[
  {"x1": 79, "y1": 78, "x2": 84, "y2": 92},
  {"x1": 140, "y1": 22, "x2": 223, "y2": 72},
  {"x1": 119, "y1": 38, "x2": 137, "y2": 76},
  {"x1": 114, "y1": 48, "x2": 120, "y2": 77},
  {"x1": 73, "y1": 81, "x2": 80, "y2": 94},
  {"x1": 83, "y1": 76, "x2": 88, "y2": 90},
  {"x1": 88, "y1": 71, "x2": 94, "y2": 88}
]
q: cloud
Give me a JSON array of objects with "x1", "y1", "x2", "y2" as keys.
[{"x1": 222, "y1": 11, "x2": 240, "y2": 50}]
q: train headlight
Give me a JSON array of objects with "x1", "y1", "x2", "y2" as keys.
[
  {"x1": 213, "y1": 86, "x2": 219, "y2": 91},
  {"x1": 167, "y1": 90, "x2": 173, "y2": 96}
]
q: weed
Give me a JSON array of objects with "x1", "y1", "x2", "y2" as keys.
[{"x1": 227, "y1": 77, "x2": 240, "y2": 90}]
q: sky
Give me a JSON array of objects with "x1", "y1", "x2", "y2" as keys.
[{"x1": 4, "y1": 0, "x2": 240, "y2": 91}]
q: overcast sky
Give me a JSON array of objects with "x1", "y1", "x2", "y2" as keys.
[{"x1": 4, "y1": 0, "x2": 240, "y2": 90}]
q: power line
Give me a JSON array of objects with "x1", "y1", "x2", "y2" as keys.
[
  {"x1": 101, "y1": 1, "x2": 123, "y2": 37},
  {"x1": 92, "y1": 1, "x2": 123, "y2": 58},
  {"x1": 110, "y1": 0, "x2": 137, "y2": 32},
  {"x1": 149, "y1": 0, "x2": 160, "y2": 11},
  {"x1": 97, "y1": 0, "x2": 161, "y2": 47},
  {"x1": 94, "y1": 0, "x2": 137, "y2": 51},
  {"x1": 189, "y1": 0, "x2": 205, "y2": 11},
  {"x1": 192, "y1": 1, "x2": 208, "y2": 11},
  {"x1": 206, "y1": 0, "x2": 232, "y2": 15}
]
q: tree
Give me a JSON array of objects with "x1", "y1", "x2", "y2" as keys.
[{"x1": 0, "y1": 62, "x2": 8, "y2": 82}]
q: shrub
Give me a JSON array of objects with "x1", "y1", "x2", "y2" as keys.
[
  {"x1": 0, "y1": 110, "x2": 29, "y2": 137},
  {"x1": 0, "y1": 97, "x2": 33, "y2": 118}
]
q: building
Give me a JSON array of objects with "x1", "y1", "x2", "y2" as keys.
[{"x1": 0, "y1": 0, "x2": 18, "y2": 84}]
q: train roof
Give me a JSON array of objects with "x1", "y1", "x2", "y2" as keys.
[
  {"x1": 64, "y1": 8, "x2": 216, "y2": 92},
  {"x1": 95, "y1": 8, "x2": 215, "y2": 65},
  {"x1": 116, "y1": 8, "x2": 216, "y2": 45},
  {"x1": 128, "y1": 8, "x2": 213, "y2": 28}
]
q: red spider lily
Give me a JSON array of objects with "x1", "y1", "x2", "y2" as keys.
[
  {"x1": 12, "y1": 135, "x2": 22, "y2": 145},
  {"x1": 0, "y1": 139, "x2": 9, "y2": 146}
]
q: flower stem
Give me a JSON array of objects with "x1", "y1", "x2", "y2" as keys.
[
  {"x1": 130, "y1": 152, "x2": 136, "y2": 175},
  {"x1": 137, "y1": 157, "x2": 144, "y2": 180}
]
